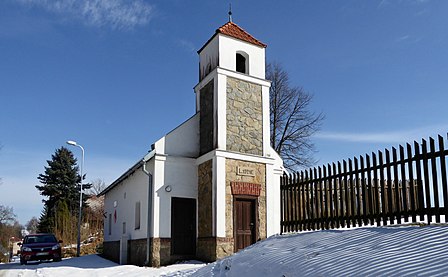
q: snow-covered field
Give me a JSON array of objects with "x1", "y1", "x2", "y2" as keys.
[{"x1": 1, "y1": 224, "x2": 448, "y2": 277}]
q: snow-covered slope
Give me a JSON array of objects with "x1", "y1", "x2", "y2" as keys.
[
  {"x1": 2, "y1": 225, "x2": 447, "y2": 277},
  {"x1": 186, "y1": 225, "x2": 448, "y2": 277}
]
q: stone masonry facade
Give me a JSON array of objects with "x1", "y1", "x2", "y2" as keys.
[
  {"x1": 196, "y1": 158, "x2": 267, "y2": 261},
  {"x1": 200, "y1": 81, "x2": 215, "y2": 155},
  {"x1": 226, "y1": 77, "x2": 263, "y2": 156},
  {"x1": 224, "y1": 159, "x2": 267, "y2": 247},
  {"x1": 197, "y1": 160, "x2": 214, "y2": 261},
  {"x1": 198, "y1": 160, "x2": 213, "y2": 237}
]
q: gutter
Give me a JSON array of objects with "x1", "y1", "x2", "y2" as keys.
[{"x1": 141, "y1": 150, "x2": 155, "y2": 266}]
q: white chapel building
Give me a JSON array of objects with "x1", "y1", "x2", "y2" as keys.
[{"x1": 99, "y1": 20, "x2": 284, "y2": 267}]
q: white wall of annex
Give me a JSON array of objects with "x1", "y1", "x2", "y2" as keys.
[
  {"x1": 164, "y1": 114, "x2": 200, "y2": 157},
  {"x1": 103, "y1": 164, "x2": 153, "y2": 242},
  {"x1": 152, "y1": 156, "x2": 198, "y2": 238},
  {"x1": 218, "y1": 35, "x2": 265, "y2": 79},
  {"x1": 266, "y1": 148, "x2": 283, "y2": 236}
]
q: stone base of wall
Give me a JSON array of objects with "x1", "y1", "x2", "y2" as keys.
[
  {"x1": 104, "y1": 237, "x2": 235, "y2": 267},
  {"x1": 216, "y1": 237, "x2": 234, "y2": 260},
  {"x1": 197, "y1": 237, "x2": 234, "y2": 262},
  {"x1": 128, "y1": 238, "x2": 147, "y2": 266},
  {"x1": 151, "y1": 238, "x2": 171, "y2": 267},
  {"x1": 102, "y1": 241, "x2": 120, "y2": 264},
  {"x1": 103, "y1": 238, "x2": 172, "y2": 267}
]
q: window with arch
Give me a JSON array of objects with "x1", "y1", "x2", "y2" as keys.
[{"x1": 236, "y1": 52, "x2": 248, "y2": 74}]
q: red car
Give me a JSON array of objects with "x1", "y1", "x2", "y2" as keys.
[{"x1": 19, "y1": 234, "x2": 63, "y2": 265}]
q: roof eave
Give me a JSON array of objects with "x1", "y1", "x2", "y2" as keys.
[{"x1": 98, "y1": 150, "x2": 156, "y2": 196}]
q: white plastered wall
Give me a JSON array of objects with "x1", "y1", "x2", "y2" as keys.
[
  {"x1": 218, "y1": 35, "x2": 266, "y2": 79},
  {"x1": 105, "y1": 113, "x2": 200, "y2": 240},
  {"x1": 103, "y1": 164, "x2": 153, "y2": 242},
  {"x1": 152, "y1": 155, "x2": 198, "y2": 238},
  {"x1": 163, "y1": 114, "x2": 200, "y2": 157},
  {"x1": 215, "y1": 155, "x2": 226, "y2": 237},
  {"x1": 199, "y1": 36, "x2": 219, "y2": 81},
  {"x1": 151, "y1": 116, "x2": 200, "y2": 238},
  {"x1": 266, "y1": 147, "x2": 284, "y2": 236}
]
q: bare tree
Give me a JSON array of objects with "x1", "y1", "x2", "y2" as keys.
[
  {"x1": 0, "y1": 205, "x2": 16, "y2": 225},
  {"x1": 88, "y1": 179, "x2": 106, "y2": 196},
  {"x1": 25, "y1": 217, "x2": 39, "y2": 234},
  {"x1": 0, "y1": 144, "x2": 2, "y2": 185},
  {"x1": 267, "y1": 62, "x2": 324, "y2": 170}
]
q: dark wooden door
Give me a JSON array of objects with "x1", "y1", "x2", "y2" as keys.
[
  {"x1": 171, "y1": 197, "x2": 196, "y2": 255},
  {"x1": 234, "y1": 198, "x2": 256, "y2": 252}
]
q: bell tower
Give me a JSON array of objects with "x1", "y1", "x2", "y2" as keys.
[
  {"x1": 196, "y1": 21, "x2": 269, "y2": 155},
  {"x1": 195, "y1": 20, "x2": 280, "y2": 261}
]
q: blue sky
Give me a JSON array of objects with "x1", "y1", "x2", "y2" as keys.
[{"x1": 1, "y1": 0, "x2": 447, "y2": 225}]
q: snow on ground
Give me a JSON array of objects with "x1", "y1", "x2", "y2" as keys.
[
  {"x1": 1, "y1": 224, "x2": 448, "y2": 277},
  {"x1": 0, "y1": 255, "x2": 205, "y2": 277},
  {"x1": 186, "y1": 224, "x2": 448, "y2": 277}
]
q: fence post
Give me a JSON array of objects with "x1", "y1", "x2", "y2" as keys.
[
  {"x1": 422, "y1": 139, "x2": 431, "y2": 224},
  {"x1": 407, "y1": 143, "x2": 417, "y2": 222},
  {"x1": 354, "y1": 157, "x2": 361, "y2": 226},
  {"x1": 430, "y1": 138, "x2": 441, "y2": 223},
  {"x1": 399, "y1": 146, "x2": 408, "y2": 222},
  {"x1": 392, "y1": 147, "x2": 401, "y2": 224},
  {"x1": 438, "y1": 135, "x2": 448, "y2": 220},
  {"x1": 414, "y1": 141, "x2": 424, "y2": 221}
]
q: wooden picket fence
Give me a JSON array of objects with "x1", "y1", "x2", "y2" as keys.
[{"x1": 280, "y1": 134, "x2": 448, "y2": 233}]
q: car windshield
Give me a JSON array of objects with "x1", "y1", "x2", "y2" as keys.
[{"x1": 25, "y1": 235, "x2": 57, "y2": 244}]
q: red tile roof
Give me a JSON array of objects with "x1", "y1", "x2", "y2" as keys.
[
  {"x1": 217, "y1": 21, "x2": 267, "y2": 48},
  {"x1": 198, "y1": 21, "x2": 267, "y2": 53}
]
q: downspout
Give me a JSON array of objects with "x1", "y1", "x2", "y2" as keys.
[{"x1": 142, "y1": 152, "x2": 154, "y2": 266}]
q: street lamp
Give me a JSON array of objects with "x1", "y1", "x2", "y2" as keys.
[
  {"x1": 8, "y1": 237, "x2": 14, "y2": 262},
  {"x1": 66, "y1": 140, "x2": 84, "y2": 257}
]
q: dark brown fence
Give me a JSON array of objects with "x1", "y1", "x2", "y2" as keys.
[{"x1": 280, "y1": 134, "x2": 448, "y2": 233}]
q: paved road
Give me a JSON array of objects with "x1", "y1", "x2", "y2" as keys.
[{"x1": 0, "y1": 260, "x2": 50, "y2": 277}]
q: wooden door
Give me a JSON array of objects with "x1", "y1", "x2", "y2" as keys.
[
  {"x1": 171, "y1": 197, "x2": 196, "y2": 255},
  {"x1": 234, "y1": 198, "x2": 256, "y2": 252}
]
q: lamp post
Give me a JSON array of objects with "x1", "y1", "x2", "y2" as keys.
[
  {"x1": 8, "y1": 237, "x2": 14, "y2": 262},
  {"x1": 66, "y1": 140, "x2": 84, "y2": 257}
]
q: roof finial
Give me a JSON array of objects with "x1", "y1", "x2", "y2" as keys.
[{"x1": 228, "y1": 3, "x2": 233, "y2": 22}]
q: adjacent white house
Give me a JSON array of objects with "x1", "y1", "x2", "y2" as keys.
[{"x1": 99, "y1": 20, "x2": 284, "y2": 267}]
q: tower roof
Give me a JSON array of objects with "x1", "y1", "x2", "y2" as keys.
[
  {"x1": 198, "y1": 21, "x2": 267, "y2": 53},
  {"x1": 217, "y1": 21, "x2": 267, "y2": 48}
]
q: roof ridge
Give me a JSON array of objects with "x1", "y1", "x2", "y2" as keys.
[{"x1": 216, "y1": 21, "x2": 267, "y2": 48}]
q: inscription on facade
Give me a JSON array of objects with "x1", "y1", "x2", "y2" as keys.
[
  {"x1": 231, "y1": 182, "x2": 261, "y2": 196},
  {"x1": 237, "y1": 166, "x2": 255, "y2": 177}
]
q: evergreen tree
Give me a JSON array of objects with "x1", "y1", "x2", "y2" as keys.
[
  {"x1": 37, "y1": 205, "x2": 53, "y2": 233},
  {"x1": 36, "y1": 147, "x2": 84, "y2": 233}
]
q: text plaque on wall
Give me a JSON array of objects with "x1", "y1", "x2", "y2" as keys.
[{"x1": 237, "y1": 166, "x2": 255, "y2": 177}]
